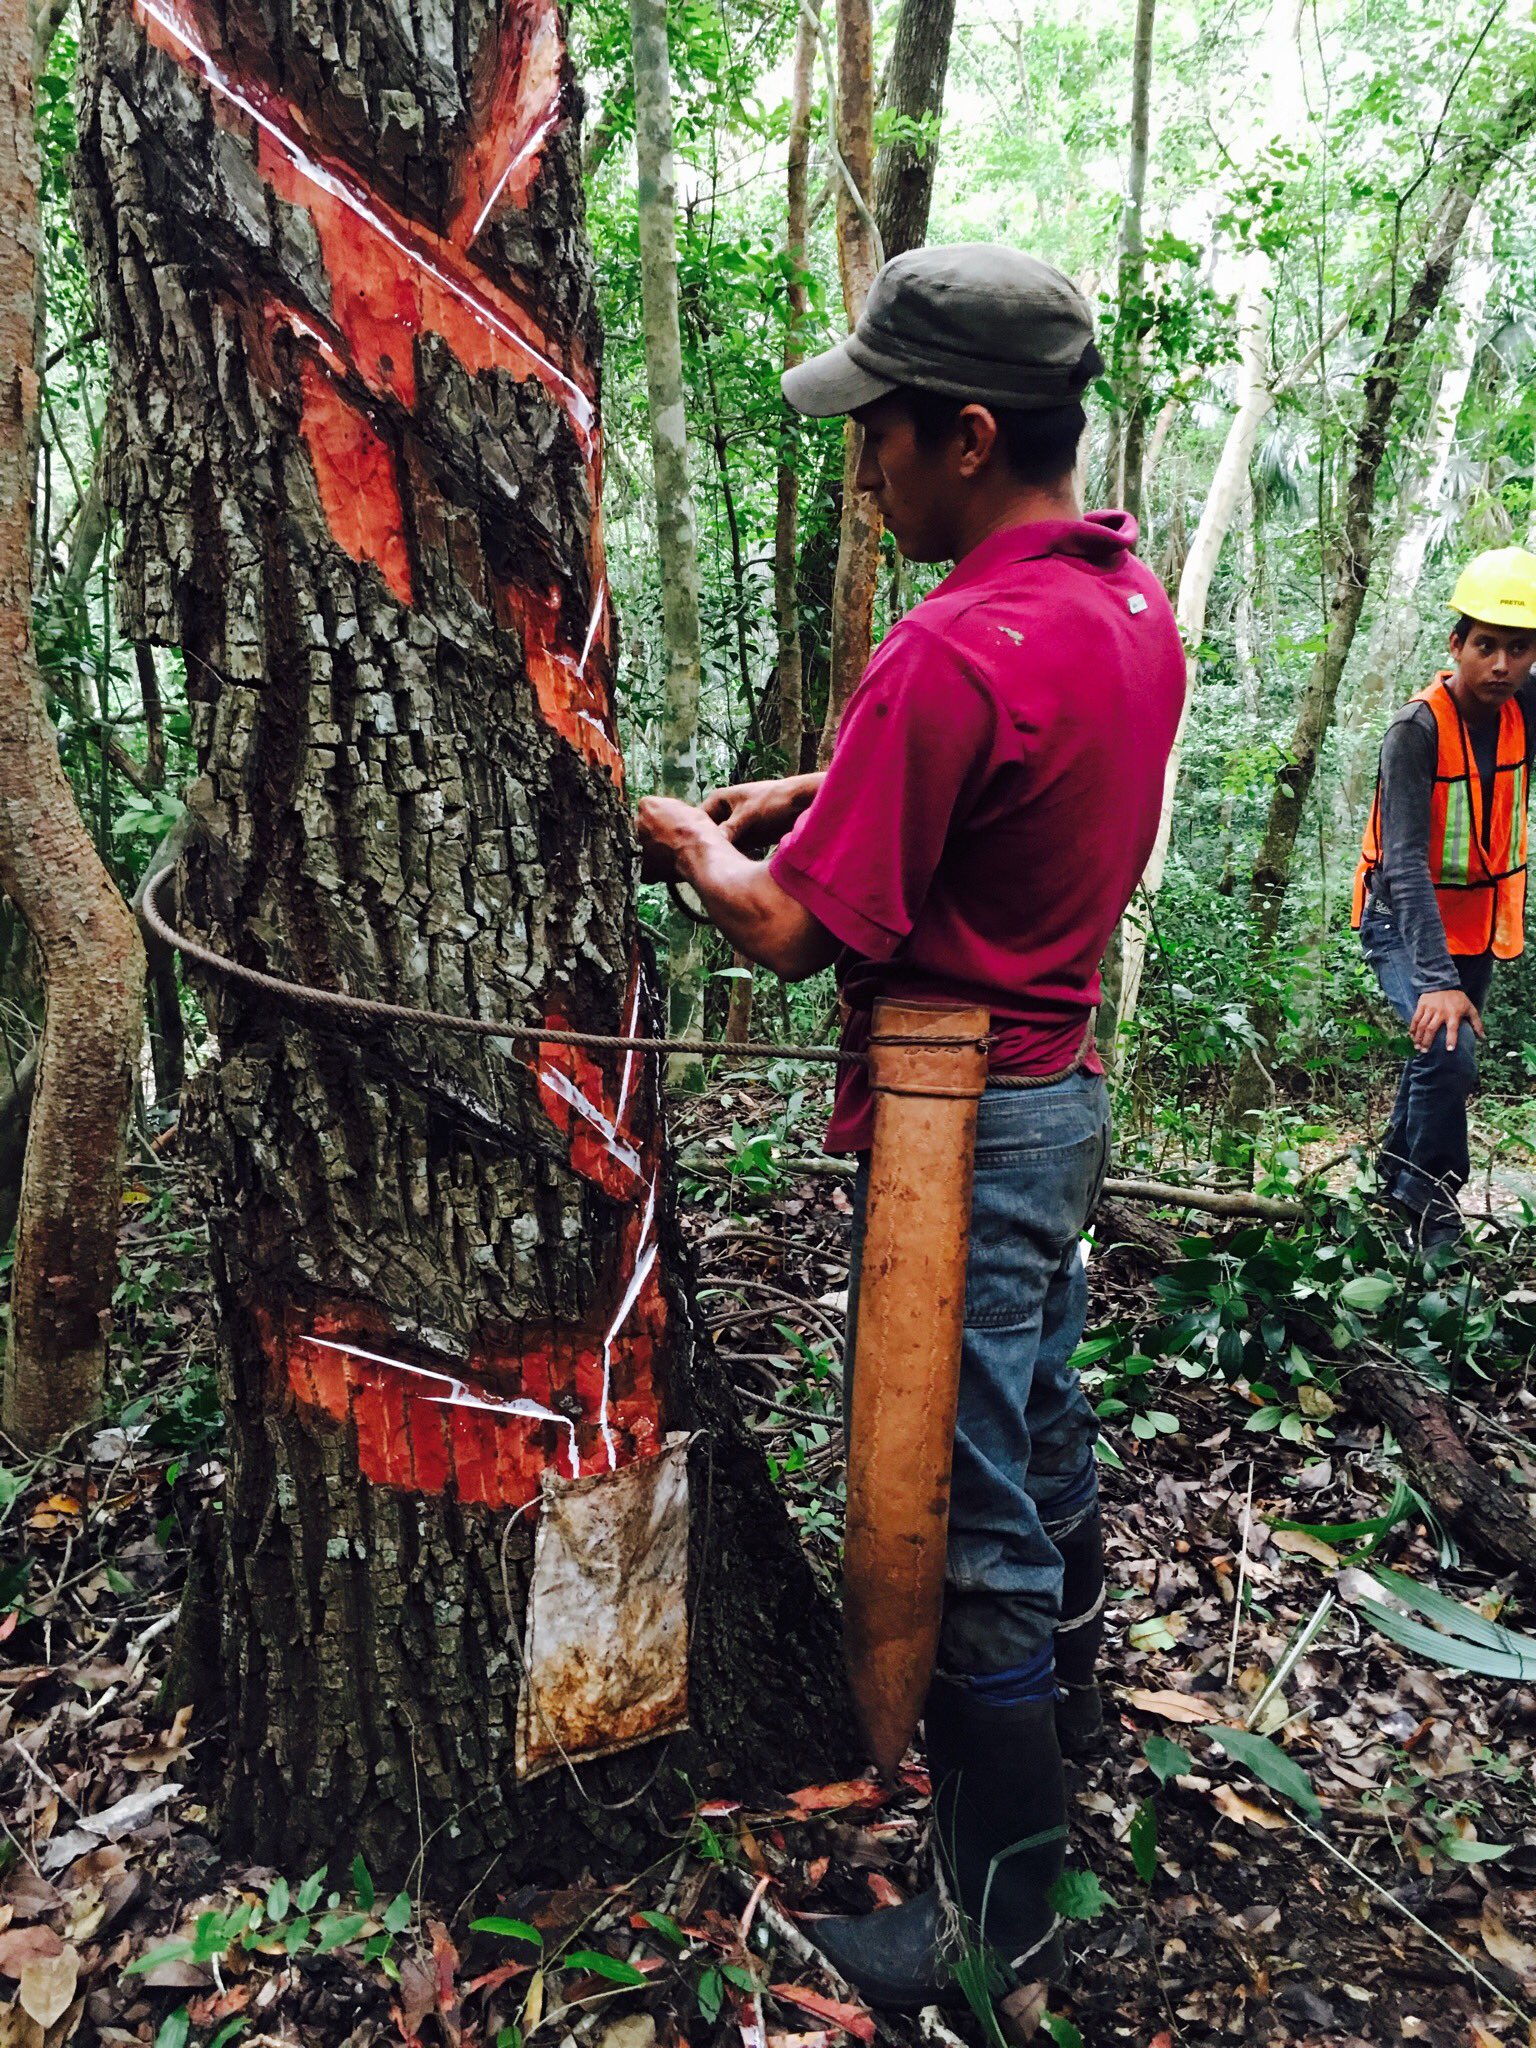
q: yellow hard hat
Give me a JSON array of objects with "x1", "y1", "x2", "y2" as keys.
[{"x1": 1448, "y1": 547, "x2": 1536, "y2": 629}]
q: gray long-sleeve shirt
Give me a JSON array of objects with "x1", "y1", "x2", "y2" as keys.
[{"x1": 1365, "y1": 678, "x2": 1536, "y2": 989}]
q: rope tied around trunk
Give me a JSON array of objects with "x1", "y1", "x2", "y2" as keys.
[{"x1": 137, "y1": 865, "x2": 1094, "y2": 1088}]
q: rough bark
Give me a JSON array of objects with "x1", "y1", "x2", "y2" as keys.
[
  {"x1": 0, "y1": 0, "x2": 145, "y2": 1449},
  {"x1": 1227, "y1": 90, "x2": 1536, "y2": 1135},
  {"x1": 817, "y1": 0, "x2": 881, "y2": 768},
  {"x1": 1342, "y1": 211, "x2": 1492, "y2": 822},
  {"x1": 77, "y1": 0, "x2": 847, "y2": 1890},
  {"x1": 871, "y1": 0, "x2": 955, "y2": 262},
  {"x1": 0, "y1": 1049, "x2": 39, "y2": 1252},
  {"x1": 630, "y1": 0, "x2": 706, "y2": 1065},
  {"x1": 1110, "y1": 0, "x2": 1156, "y2": 522},
  {"x1": 774, "y1": 0, "x2": 819, "y2": 774}
]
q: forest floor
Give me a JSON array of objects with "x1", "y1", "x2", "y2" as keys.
[{"x1": 2, "y1": 1084, "x2": 1536, "y2": 2048}]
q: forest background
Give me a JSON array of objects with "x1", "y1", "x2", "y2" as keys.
[{"x1": 5, "y1": 0, "x2": 1536, "y2": 2040}]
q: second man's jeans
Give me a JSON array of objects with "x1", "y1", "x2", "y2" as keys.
[
  {"x1": 1360, "y1": 902, "x2": 1493, "y2": 1224},
  {"x1": 847, "y1": 1070, "x2": 1111, "y2": 1699}
]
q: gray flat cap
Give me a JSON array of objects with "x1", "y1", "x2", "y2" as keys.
[{"x1": 783, "y1": 243, "x2": 1098, "y2": 417}]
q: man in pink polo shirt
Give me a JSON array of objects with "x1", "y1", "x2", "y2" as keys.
[{"x1": 638, "y1": 244, "x2": 1184, "y2": 2012}]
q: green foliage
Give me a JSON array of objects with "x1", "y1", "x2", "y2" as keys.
[{"x1": 1198, "y1": 1725, "x2": 1321, "y2": 1817}]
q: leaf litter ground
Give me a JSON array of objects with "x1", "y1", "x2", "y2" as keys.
[{"x1": 3, "y1": 1091, "x2": 1536, "y2": 2046}]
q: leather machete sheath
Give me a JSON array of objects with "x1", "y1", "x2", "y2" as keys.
[{"x1": 843, "y1": 997, "x2": 989, "y2": 1776}]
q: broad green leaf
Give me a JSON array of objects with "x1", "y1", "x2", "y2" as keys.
[
  {"x1": 1353, "y1": 1596, "x2": 1536, "y2": 1681},
  {"x1": 1372, "y1": 1568, "x2": 1536, "y2": 1659},
  {"x1": 154, "y1": 2011, "x2": 191, "y2": 2048},
  {"x1": 1198, "y1": 1726, "x2": 1320, "y2": 1817},
  {"x1": 471, "y1": 1917, "x2": 543, "y2": 1946},
  {"x1": 696, "y1": 1966, "x2": 724, "y2": 2023},
  {"x1": 1040, "y1": 2015, "x2": 1084, "y2": 2048},
  {"x1": 208, "y1": 2022, "x2": 251, "y2": 2048},
  {"x1": 721, "y1": 1962, "x2": 758, "y2": 1992},
  {"x1": 1440, "y1": 1836, "x2": 1511, "y2": 1864},
  {"x1": 284, "y1": 1915, "x2": 311, "y2": 1954},
  {"x1": 563, "y1": 1949, "x2": 646, "y2": 1985},
  {"x1": 382, "y1": 1893, "x2": 413, "y2": 1935},
  {"x1": 351, "y1": 1855, "x2": 375, "y2": 1911},
  {"x1": 1142, "y1": 1735, "x2": 1191, "y2": 1786},
  {"x1": 1048, "y1": 1869, "x2": 1113, "y2": 1922},
  {"x1": 124, "y1": 1941, "x2": 194, "y2": 1977},
  {"x1": 295, "y1": 1866, "x2": 327, "y2": 1913},
  {"x1": 1340, "y1": 1274, "x2": 1395, "y2": 1311},
  {"x1": 636, "y1": 1911, "x2": 686, "y2": 1948},
  {"x1": 1129, "y1": 1799, "x2": 1158, "y2": 1884},
  {"x1": 315, "y1": 1913, "x2": 368, "y2": 1953}
]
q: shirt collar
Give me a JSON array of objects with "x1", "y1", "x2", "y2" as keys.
[{"x1": 934, "y1": 510, "x2": 1141, "y2": 596}]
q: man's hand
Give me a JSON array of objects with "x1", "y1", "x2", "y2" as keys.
[
  {"x1": 636, "y1": 794, "x2": 714, "y2": 883},
  {"x1": 702, "y1": 773, "x2": 824, "y2": 853},
  {"x1": 634, "y1": 790, "x2": 837, "y2": 980},
  {"x1": 1409, "y1": 987, "x2": 1485, "y2": 1054}
]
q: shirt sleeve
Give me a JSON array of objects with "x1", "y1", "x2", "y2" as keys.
[
  {"x1": 1376, "y1": 705, "x2": 1459, "y2": 992},
  {"x1": 769, "y1": 626, "x2": 997, "y2": 962}
]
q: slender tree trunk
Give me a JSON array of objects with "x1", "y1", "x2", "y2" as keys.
[
  {"x1": 1226, "y1": 97, "x2": 1536, "y2": 1136},
  {"x1": 1112, "y1": 259, "x2": 1273, "y2": 1039},
  {"x1": 724, "y1": 954, "x2": 754, "y2": 1044},
  {"x1": 774, "y1": 0, "x2": 820, "y2": 774},
  {"x1": 631, "y1": 0, "x2": 707, "y2": 1074},
  {"x1": 1341, "y1": 210, "x2": 1492, "y2": 822},
  {"x1": 78, "y1": 0, "x2": 846, "y2": 1888},
  {"x1": 1110, "y1": 0, "x2": 1156, "y2": 521},
  {"x1": 0, "y1": 0, "x2": 145, "y2": 1448},
  {"x1": 816, "y1": 0, "x2": 956, "y2": 764},
  {"x1": 872, "y1": 0, "x2": 956, "y2": 261},
  {"x1": 1218, "y1": 484, "x2": 1264, "y2": 894},
  {"x1": 0, "y1": 1051, "x2": 39, "y2": 1256},
  {"x1": 818, "y1": 0, "x2": 881, "y2": 768}
]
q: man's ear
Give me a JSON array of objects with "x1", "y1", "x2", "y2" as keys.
[
  {"x1": 1448, "y1": 630, "x2": 1465, "y2": 659},
  {"x1": 954, "y1": 404, "x2": 1000, "y2": 478}
]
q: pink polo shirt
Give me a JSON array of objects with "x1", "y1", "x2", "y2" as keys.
[{"x1": 770, "y1": 512, "x2": 1185, "y2": 1151}]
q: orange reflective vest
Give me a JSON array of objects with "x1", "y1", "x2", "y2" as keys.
[{"x1": 1352, "y1": 673, "x2": 1529, "y2": 959}]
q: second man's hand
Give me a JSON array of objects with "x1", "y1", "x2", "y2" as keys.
[
  {"x1": 1409, "y1": 986, "x2": 1485, "y2": 1054},
  {"x1": 702, "y1": 772, "x2": 826, "y2": 853},
  {"x1": 635, "y1": 792, "x2": 838, "y2": 982}
]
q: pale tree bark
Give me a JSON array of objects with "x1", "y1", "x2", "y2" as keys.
[
  {"x1": 1110, "y1": 0, "x2": 1156, "y2": 521},
  {"x1": 1227, "y1": 93, "x2": 1536, "y2": 1137},
  {"x1": 78, "y1": 0, "x2": 845, "y2": 1888},
  {"x1": 817, "y1": 0, "x2": 881, "y2": 767},
  {"x1": 774, "y1": 0, "x2": 820, "y2": 775},
  {"x1": 1110, "y1": 258, "x2": 1273, "y2": 1042},
  {"x1": 0, "y1": 0, "x2": 144, "y2": 1449},
  {"x1": 1341, "y1": 208, "x2": 1493, "y2": 822},
  {"x1": 631, "y1": 0, "x2": 707, "y2": 1072}
]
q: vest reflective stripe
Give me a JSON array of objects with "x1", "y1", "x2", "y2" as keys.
[{"x1": 1352, "y1": 672, "x2": 1530, "y2": 960}]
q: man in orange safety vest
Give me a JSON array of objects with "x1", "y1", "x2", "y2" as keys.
[{"x1": 1352, "y1": 546, "x2": 1534, "y2": 1248}]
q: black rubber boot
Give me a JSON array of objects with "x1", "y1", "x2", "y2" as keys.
[
  {"x1": 806, "y1": 1681, "x2": 1068, "y2": 2009},
  {"x1": 806, "y1": 1890, "x2": 950, "y2": 2012},
  {"x1": 1053, "y1": 1511, "x2": 1106, "y2": 1760},
  {"x1": 926, "y1": 1676, "x2": 1068, "y2": 1985}
]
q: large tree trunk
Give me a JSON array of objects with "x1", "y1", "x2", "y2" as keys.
[
  {"x1": 77, "y1": 0, "x2": 847, "y2": 1891},
  {"x1": 774, "y1": 0, "x2": 820, "y2": 774},
  {"x1": 817, "y1": 0, "x2": 880, "y2": 767},
  {"x1": 631, "y1": 0, "x2": 706, "y2": 1069},
  {"x1": 0, "y1": 0, "x2": 145, "y2": 1449},
  {"x1": 1226, "y1": 91, "x2": 1536, "y2": 1137}
]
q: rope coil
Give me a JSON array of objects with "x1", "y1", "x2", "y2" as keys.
[{"x1": 138, "y1": 865, "x2": 1092, "y2": 1088}]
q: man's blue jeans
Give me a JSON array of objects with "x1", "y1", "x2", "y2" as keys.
[
  {"x1": 847, "y1": 1071, "x2": 1111, "y2": 1695},
  {"x1": 1360, "y1": 902, "x2": 1493, "y2": 1222}
]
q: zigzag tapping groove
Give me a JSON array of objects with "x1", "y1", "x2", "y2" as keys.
[
  {"x1": 130, "y1": 0, "x2": 663, "y2": 1504},
  {"x1": 134, "y1": 0, "x2": 622, "y2": 783}
]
